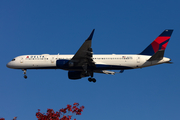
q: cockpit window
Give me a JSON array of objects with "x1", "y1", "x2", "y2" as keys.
[{"x1": 12, "y1": 59, "x2": 15, "y2": 61}]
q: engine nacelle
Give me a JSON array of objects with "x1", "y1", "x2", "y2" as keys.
[
  {"x1": 68, "y1": 71, "x2": 82, "y2": 80},
  {"x1": 56, "y1": 59, "x2": 69, "y2": 68}
]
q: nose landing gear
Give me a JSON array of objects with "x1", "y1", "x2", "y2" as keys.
[
  {"x1": 22, "y1": 69, "x2": 27, "y2": 79},
  {"x1": 24, "y1": 75, "x2": 27, "y2": 79}
]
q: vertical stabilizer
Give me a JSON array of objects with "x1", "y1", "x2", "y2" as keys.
[{"x1": 140, "y1": 29, "x2": 173, "y2": 55}]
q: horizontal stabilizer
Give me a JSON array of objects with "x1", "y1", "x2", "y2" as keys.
[
  {"x1": 94, "y1": 70, "x2": 115, "y2": 75},
  {"x1": 165, "y1": 61, "x2": 173, "y2": 64},
  {"x1": 147, "y1": 50, "x2": 164, "y2": 61},
  {"x1": 102, "y1": 70, "x2": 115, "y2": 75}
]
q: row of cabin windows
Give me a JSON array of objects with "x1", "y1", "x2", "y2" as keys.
[
  {"x1": 26, "y1": 58, "x2": 48, "y2": 60},
  {"x1": 59, "y1": 58, "x2": 132, "y2": 60},
  {"x1": 93, "y1": 58, "x2": 128, "y2": 59},
  {"x1": 94, "y1": 57, "x2": 133, "y2": 60},
  {"x1": 61, "y1": 57, "x2": 130, "y2": 59},
  {"x1": 26, "y1": 57, "x2": 132, "y2": 60}
]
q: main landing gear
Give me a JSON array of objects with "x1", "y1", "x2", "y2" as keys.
[
  {"x1": 22, "y1": 69, "x2": 27, "y2": 79},
  {"x1": 87, "y1": 71, "x2": 96, "y2": 83},
  {"x1": 88, "y1": 78, "x2": 96, "y2": 83}
]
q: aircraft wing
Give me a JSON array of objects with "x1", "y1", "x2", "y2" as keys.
[{"x1": 70, "y1": 29, "x2": 95, "y2": 68}]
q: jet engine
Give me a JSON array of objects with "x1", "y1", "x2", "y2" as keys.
[{"x1": 68, "y1": 71, "x2": 82, "y2": 79}]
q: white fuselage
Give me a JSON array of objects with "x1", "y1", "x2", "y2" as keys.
[
  {"x1": 6, "y1": 54, "x2": 171, "y2": 70},
  {"x1": 6, "y1": 29, "x2": 173, "y2": 81}
]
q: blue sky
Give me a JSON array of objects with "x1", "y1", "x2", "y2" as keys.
[{"x1": 1, "y1": 0, "x2": 180, "y2": 120}]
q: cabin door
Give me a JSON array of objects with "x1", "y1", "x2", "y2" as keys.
[
  {"x1": 20, "y1": 57, "x2": 23, "y2": 63},
  {"x1": 137, "y1": 57, "x2": 140, "y2": 63}
]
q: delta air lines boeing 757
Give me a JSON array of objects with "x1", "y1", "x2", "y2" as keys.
[{"x1": 7, "y1": 29, "x2": 173, "y2": 83}]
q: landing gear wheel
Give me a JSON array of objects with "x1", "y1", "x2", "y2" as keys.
[
  {"x1": 92, "y1": 78, "x2": 96, "y2": 83},
  {"x1": 88, "y1": 78, "x2": 96, "y2": 83},
  {"x1": 88, "y1": 78, "x2": 92, "y2": 82},
  {"x1": 24, "y1": 75, "x2": 27, "y2": 79},
  {"x1": 22, "y1": 69, "x2": 27, "y2": 79}
]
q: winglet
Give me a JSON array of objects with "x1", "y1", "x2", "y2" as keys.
[{"x1": 86, "y1": 29, "x2": 95, "y2": 41}]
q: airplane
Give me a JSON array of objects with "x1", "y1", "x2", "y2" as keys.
[{"x1": 7, "y1": 29, "x2": 173, "y2": 83}]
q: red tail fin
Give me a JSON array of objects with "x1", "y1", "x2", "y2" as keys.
[{"x1": 140, "y1": 29, "x2": 173, "y2": 55}]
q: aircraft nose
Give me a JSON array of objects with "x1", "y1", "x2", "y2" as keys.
[{"x1": 6, "y1": 62, "x2": 13, "y2": 68}]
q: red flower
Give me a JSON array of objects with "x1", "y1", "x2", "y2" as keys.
[
  {"x1": 36, "y1": 103, "x2": 84, "y2": 120},
  {"x1": 73, "y1": 103, "x2": 79, "y2": 106},
  {"x1": 67, "y1": 105, "x2": 72, "y2": 111}
]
